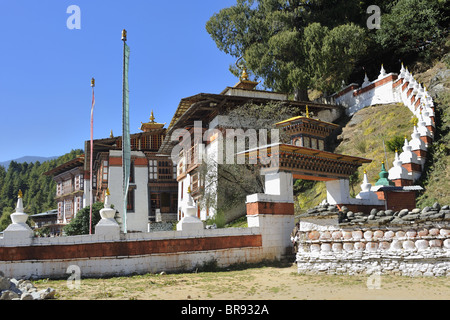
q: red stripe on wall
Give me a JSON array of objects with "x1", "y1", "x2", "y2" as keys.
[{"x1": 0, "y1": 235, "x2": 262, "y2": 262}]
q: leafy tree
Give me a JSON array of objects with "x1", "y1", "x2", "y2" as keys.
[
  {"x1": 206, "y1": 0, "x2": 368, "y2": 99},
  {"x1": 63, "y1": 202, "x2": 105, "y2": 236},
  {"x1": 375, "y1": 0, "x2": 444, "y2": 57},
  {"x1": 0, "y1": 149, "x2": 83, "y2": 217}
]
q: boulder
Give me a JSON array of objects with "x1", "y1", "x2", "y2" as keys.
[
  {"x1": 432, "y1": 202, "x2": 441, "y2": 211},
  {"x1": 385, "y1": 210, "x2": 394, "y2": 216},
  {"x1": 402, "y1": 214, "x2": 420, "y2": 221},
  {"x1": 0, "y1": 276, "x2": 56, "y2": 300},
  {"x1": 398, "y1": 209, "x2": 409, "y2": 217}
]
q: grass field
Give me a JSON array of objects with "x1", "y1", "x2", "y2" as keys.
[{"x1": 33, "y1": 261, "x2": 450, "y2": 300}]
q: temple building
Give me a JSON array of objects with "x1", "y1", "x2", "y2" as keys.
[
  {"x1": 45, "y1": 111, "x2": 178, "y2": 233},
  {"x1": 159, "y1": 68, "x2": 346, "y2": 222},
  {"x1": 43, "y1": 155, "x2": 85, "y2": 227}
]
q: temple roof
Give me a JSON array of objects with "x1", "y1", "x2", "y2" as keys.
[{"x1": 43, "y1": 155, "x2": 85, "y2": 177}]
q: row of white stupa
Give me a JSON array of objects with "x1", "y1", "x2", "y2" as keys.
[{"x1": 379, "y1": 63, "x2": 435, "y2": 185}]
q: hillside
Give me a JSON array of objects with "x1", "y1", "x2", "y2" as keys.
[
  {"x1": 0, "y1": 149, "x2": 84, "y2": 231},
  {"x1": 413, "y1": 53, "x2": 450, "y2": 206},
  {"x1": 295, "y1": 103, "x2": 414, "y2": 212},
  {"x1": 295, "y1": 52, "x2": 450, "y2": 213},
  {"x1": 0, "y1": 156, "x2": 59, "y2": 169}
]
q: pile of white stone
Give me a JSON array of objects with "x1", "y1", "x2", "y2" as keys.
[{"x1": 0, "y1": 275, "x2": 56, "y2": 300}]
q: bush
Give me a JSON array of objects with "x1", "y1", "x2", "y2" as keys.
[
  {"x1": 63, "y1": 202, "x2": 106, "y2": 236},
  {"x1": 386, "y1": 136, "x2": 405, "y2": 153}
]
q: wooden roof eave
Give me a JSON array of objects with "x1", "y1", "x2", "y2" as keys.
[{"x1": 242, "y1": 144, "x2": 372, "y2": 165}]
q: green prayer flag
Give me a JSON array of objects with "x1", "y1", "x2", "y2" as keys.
[{"x1": 122, "y1": 42, "x2": 131, "y2": 233}]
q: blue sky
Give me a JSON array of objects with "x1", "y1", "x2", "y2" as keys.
[{"x1": 0, "y1": 0, "x2": 239, "y2": 162}]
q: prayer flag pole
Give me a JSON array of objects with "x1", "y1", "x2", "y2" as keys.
[
  {"x1": 90, "y1": 77, "x2": 95, "y2": 235},
  {"x1": 121, "y1": 29, "x2": 131, "y2": 234}
]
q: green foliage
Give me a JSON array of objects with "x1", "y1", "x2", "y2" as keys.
[
  {"x1": 0, "y1": 206, "x2": 14, "y2": 232},
  {"x1": 0, "y1": 149, "x2": 83, "y2": 218},
  {"x1": 206, "y1": 0, "x2": 368, "y2": 97},
  {"x1": 386, "y1": 136, "x2": 405, "y2": 153},
  {"x1": 293, "y1": 179, "x2": 316, "y2": 196},
  {"x1": 207, "y1": 0, "x2": 448, "y2": 97},
  {"x1": 375, "y1": 0, "x2": 444, "y2": 56},
  {"x1": 206, "y1": 209, "x2": 227, "y2": 229},
  {"x1": 63, "y1": 202, "x2": 105, "y2": 236}
]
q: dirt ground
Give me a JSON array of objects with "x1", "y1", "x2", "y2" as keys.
[{"x1": 34, "y1": 262, "x2": 450, "y2": 300}]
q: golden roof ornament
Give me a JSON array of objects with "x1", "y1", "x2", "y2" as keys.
[
  {"x1": 106, "y1": 188, "x2": 111, "y2": 196},
  {"x1": 110, "y1": 130, "x2": 114, "y2": 138},
  {"x1": 140, "y1": 110, "x2": 165, "y2": 132},
  {"x1": 240, "y1": 67, "x2": 249, "y2": 81},
  {"x1": 91, "y1": 78, "x2": 95, "y2": 88},
  {"x1": 122, "y1": 29, "x2": 127, "y2": 41},
  {"x1": 150, "y1": 110, "x2": 156, "y2": 123},
  {"x1": 18, "y1": 190, "x2": 23, "y2": 199},
  {"x1": 306, "y1": 105, "x2": 310, "y2": 118}
]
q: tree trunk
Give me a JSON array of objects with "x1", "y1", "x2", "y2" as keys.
[{"x1": 294, "y1": 87, "x2": 309, "y2": 102}]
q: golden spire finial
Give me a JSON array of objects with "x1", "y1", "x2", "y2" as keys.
[
  {"x1": 18, "y1": 190, "x2": 23, "y2": 199},
  {"x1": 106, "y1": 188, "x2": 110, "y2": 196},
  {"x1": 150, "y1": 110, "x2": 156, "y2": 123},
  {"x1": 110, "y1": 130, "x2": 114, "y2": 138},
  {"x1": 364, "y1": 169, "x2": 367, "y2": 175},
  {"x1": 91, "y1": 78, "x2": 95, "y2": 88},
  {"x1": 240, "y1": 67, "x2": 249, "y2": 81},
  {"x1": 306, "y1": 105, "x2": 310, "y2": 118},
  {"x1": 122, "y1": 29, "x2": 127, "y2": 41},
  {"x1": 187, "y1": 186, "x2": 191, "y2": 194}
]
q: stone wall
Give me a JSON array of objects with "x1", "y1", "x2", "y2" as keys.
[
  {"x1": 0, "y1": 212, "x2": 293, "y2": 280},
  {"x1": 295, "y1": 216, "x2": 450, "y2": 277}
]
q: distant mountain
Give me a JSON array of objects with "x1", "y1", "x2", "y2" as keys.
[{"x1": 0, "y1": 156, "x2": 59, "y2": 168}]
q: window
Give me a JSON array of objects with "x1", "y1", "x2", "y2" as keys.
[
  {"x1": 158, "y1": 160, "x2": 173, "y2": 180},
  {"x1": 173, "y1": 163, "x2": 177, "y2": 179},
  {"x1": 311, "y1": 138, "x2": 317, "y2": 149},
  {"x1": 127, "y1": 189, "x2": 135, "y2": 212},
  {"x1": 303, "y1": 137, "x2": 310, "y2": 148},
  {"x1": 149, "y1": 160, "x2": 158, "y2": 181},
  {"x1": 318, "y1": 140, "x2": 325, "y2": 151},
  {"x1": 129, "y1": 161, "x2": 135, "y2": 183}
]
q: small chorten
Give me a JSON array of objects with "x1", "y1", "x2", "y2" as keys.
[
  {"x1": 95, "y1": 188, "x2": 120, "y2": 236},
  {"x1": 3, "y1": 190, "x2": 33, "y2": 242},
  {"x1": 378, "y1": 64, "x2": 387, "y2": 79},
  {"x1": 399, "y1": 136, "x2": 422, "y2": 181},
  {"x1": 375, "y1": 161, "x2": 394, "y2": 187},
  {"x1": 176, "y1": 185, "x2": 204, "y2": 232},
  {"x1": 362, "y1": 73, "x2": 371, "y2": 88},
  {"x1": 388, "y1": 150, "x2": 413, "y2": 186},
  {"x1": 356, "y1": 170, "x2": 381, "y2": 202},
  {"x1": 399, "y1": 63, "x2": 406, "y2": 78}
]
